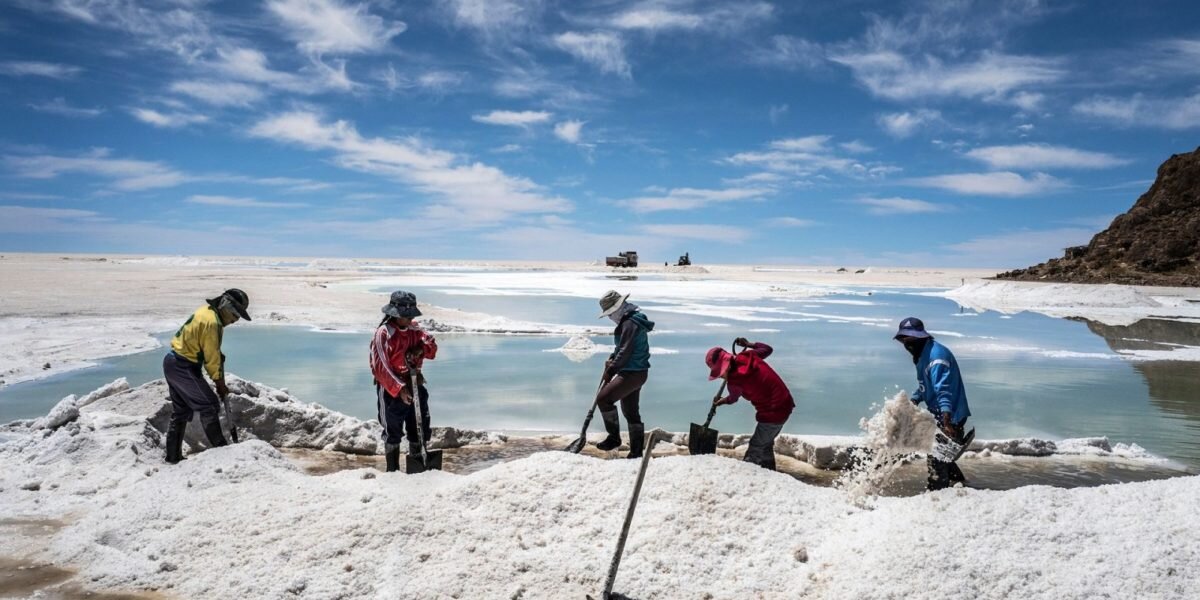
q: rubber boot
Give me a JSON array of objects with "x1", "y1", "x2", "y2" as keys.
[
  {"x1": 385, "y1": 444, "x2": 401, "y2": 473},
  {"x1": 594, "y1": 408, "x2": 622, "y2": 451},
  {"x1": 947, "y1": 462, "x2": 966, "y2": 485},
  {"x1": 625, "y1": 424, "x2": 645, "y2": 459},
  {"x1": 926, "y1": 456, "x2": 950, "y2": 491},
  {"x1": 202, "y1": 419, "x2": 228, "y2": 448},
  {"x1": 164, "y1": 418, "x2": 187, "y2": 464}
]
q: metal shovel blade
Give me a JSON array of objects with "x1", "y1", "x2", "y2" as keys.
[
  {"x1": 406, "y1": 449, "x2": 443, "y2": 474},
  {"x1": 688, "y1": 422, "x2": 719, "y2": 455},
  {"x1": 564, "y1": 436, "x2": 588, "y2": 454}
]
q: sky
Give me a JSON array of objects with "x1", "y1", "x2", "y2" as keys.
[{"x1": 1, "y1": 0, "x2": 1198, "y2": 267}]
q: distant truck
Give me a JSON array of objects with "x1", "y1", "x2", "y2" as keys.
[
  {"x1": 677, "y1": 252, "x2": 691, "y2": 266},
  {"x1": 606, "y1": 251, "x2": 639, "y2": 268}
]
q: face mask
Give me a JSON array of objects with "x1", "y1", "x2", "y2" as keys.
[
  {"x1": 216, "y1": 296, "x2": 240, "y2": 325},
  {"x1": 903, "y1": 338, "x2": 926, "y2": 362}
]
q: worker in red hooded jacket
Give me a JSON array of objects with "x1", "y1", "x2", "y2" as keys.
[{"x1": 705, "y1": 337, "x2": 795, "y2": 470}]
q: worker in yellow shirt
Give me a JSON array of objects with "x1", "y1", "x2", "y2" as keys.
[{"x1": 162, "y1": 289, "x2": 251, "y2": 464}]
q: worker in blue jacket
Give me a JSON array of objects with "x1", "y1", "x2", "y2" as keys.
[{"x1": 894, "y1": 317, "x2": 972, "y2": 490}]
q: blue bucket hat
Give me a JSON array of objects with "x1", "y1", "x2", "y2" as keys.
[
  {"x1": 893, "y1": 316, "x2": 932, "y2": 340},
  {"x1": 382, "y1": 290, "x2": 422, "y2": 319}
]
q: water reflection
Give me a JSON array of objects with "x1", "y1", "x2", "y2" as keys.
[{"x1": 1083, "y1": 319, "x2": 1200, "y2": 464}]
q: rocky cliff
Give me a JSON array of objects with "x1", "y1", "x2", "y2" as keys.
[{"x1": 997, "y1": 147, "x2": 1200, "y2": 286}]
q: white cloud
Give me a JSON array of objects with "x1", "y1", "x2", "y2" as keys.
[
  {"x1": 839, "y1": 140, "x2": 874, "y2": 154},
  {"x1": 553, "y1": 31, "x2": 631, "y2": 78},
  {"x1": 725, "y1": 135, "x2": 896, "y2": 179},
  {"x1": 640, "y1": 223, "x2": 748, "y2": 243},
  {"x1": 266, "y1": 0, "x2": 406, "y2": 55},
  {"x1": 553, "y1": 120, "x2": 584, "y2": 143},
  {"x1": 909, "y1": 171, "x2": 1066, "y2": 197},
  {"x1": 29, "y1": 0, "x2": 216, "y2": 61},
  {"x1": 767, "y1": 216, "x2": 816, "y2": 228},
  {"x1": 492, "y1": 144, "x2": 523, "y2": 153},
  {"x1": 721, "y1": 172, "x2": 784, "y2": 186},
  {"x1": 768, "y1": 104, "x2": 788, "y2": 123},
  {"x1": 441, "y1": 0, "x2": 543, "y2": 38},
  {"x1": 856, "y1": 197, "x2": 947, "y2": 215},
  {"x1": 129, "y1": 108, "x2": 209, "y2": 128},
  {"x1": 0, "y1": 205, "x2": 107, "y2": 233},
  {"x1": 1073, "y1": 93, "x2": 1200, "y2": 130},
  {"x1": 612, "y1": 8, "x2": 703, "y2": 30},
  {"x1": 965, "y1": 144, "x2": 1129, "y2": 170},
  {"x1": 749, "y1": 35, "x2": 824, "y2": 70},
  {"x1": 831, "y1": 50, "x2": 1063, "y2": 103},
  {"x1": 186, "y1": 195, "x2": 304, "y2": 209},
  {"x1": 3, "y1": 148, "x2": 188, "y2": 191},
  {"x1": 249, "y1": 111, "x2": 570, "y2": 224},
  {"x1": 610, "y1": 2, "x2": 773, "y2": 33},
  {"x1": 620, "y1": 186, "x2": 771, "y2": 213},
  {"x1": 29, "y1": 97, "x2": 103, "y2": 118},
  {"x1": 417, "y1": 70, "x2": 466, "y2": 92},
  {"x1": 877, "y1": 110, "x2": 941, "y2": 138},
  {"x1": 169, "y1": 80, "x2": 265, "y2": 107},
  {"x1": 0, "y1": 60, "x2": 81, "y2": 79},
  {"x1": 472, "y1": 110, "x2": 553, "y2": 127}
]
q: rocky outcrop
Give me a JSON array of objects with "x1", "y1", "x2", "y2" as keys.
[{"x1": 998, "y1": 147, "x2": 1200, "y2": 286}]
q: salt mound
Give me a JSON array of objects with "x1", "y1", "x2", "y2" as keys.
[{"x1": 547, "y1": 335, "x2": 604, "y2": 363}]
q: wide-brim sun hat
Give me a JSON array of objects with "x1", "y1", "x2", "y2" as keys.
[
  {"x1": 207, "y1": 288, "x2": 252, "y2": 321},
  {"x1": 382, "y1": 290, "x2": 422, "y2": 319},
  {"x1": 597, "y1": 290, "x2": 630, "y2": 319},
  {"x1": 893, "y1": 316, "x2": 931, "y2": 340},
  {"x1": 705, "y1": 346, "x2": 731, "y2": 380}
]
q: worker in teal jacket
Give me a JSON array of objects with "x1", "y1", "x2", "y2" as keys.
[{"x1": 894, "y1": 317, "x2": 971, "y2": 490}]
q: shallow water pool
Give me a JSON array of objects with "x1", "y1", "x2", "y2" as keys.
[{"x1": 3, "y1": 272, "x2": 1199, "y2": 470}]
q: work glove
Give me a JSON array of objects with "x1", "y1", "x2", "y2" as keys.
[
  {"x1": 215, "y1": 379, "x2": 229, "y2": 399},
  {"x1": 399, "y1": 386, "x2": 414, "y2": 405},
  {"x1": 734, "y1": 337, "x2": 750, "y2": 348}
]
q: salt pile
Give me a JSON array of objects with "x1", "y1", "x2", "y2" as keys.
[
  {"x1": 4, "y1": 380, "x2": 1199, "y2": 598},
  {"x1": 547, "y1": 334, "x2": 604, "y2": 362}
]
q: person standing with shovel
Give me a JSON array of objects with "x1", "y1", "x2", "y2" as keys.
[
  {"x1": 162, "y1": 288, "x2": 252, "y2": 464},
  {"x1": 594, "y1": 290, "x2": 655, "y2": 459},
  {"x1": 370, "y1": 291, "x2": 438, "y2": 473},
  {"x1": 703, "y1": 337, "x2": 794, "y2": 470}
]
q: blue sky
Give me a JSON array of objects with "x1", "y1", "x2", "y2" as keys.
[{"x1": 1, "y1": 0, "x2": 1198, "y2": 267}]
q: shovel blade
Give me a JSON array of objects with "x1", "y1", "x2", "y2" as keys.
[
  {"x1": 688, "y1": 422, "x2": 719, "y2": 455},
  {"x1": 564, "y1": 436, "x2": 587, "y2": 454},
  {"x1": 406, "y1": 449, "x2": 443, "y2": 474}
]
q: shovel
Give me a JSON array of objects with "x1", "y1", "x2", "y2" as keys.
[
  {"x1": 564, "y1": 376, "x2": 609, "y2": 453},
  {"x1": 592, "y1": 428, "x2": 667, "y2": 600},
  {"x1": 931, "y1": 427, "x2": 976, "y2": 463},
  {"x1": 688, "y1": 342, "x2": 737, "y2": 455},
  {"x1": 405, "y1": 360, "x2": 443, "y2": 474}
]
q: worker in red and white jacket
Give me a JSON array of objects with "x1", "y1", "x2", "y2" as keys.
[
  {"x1": 704, "y1": 337, "x2": 795, "y2": 470},
  {"x1": 370, "y1": 290, "x2": 438, "y2": 472}
]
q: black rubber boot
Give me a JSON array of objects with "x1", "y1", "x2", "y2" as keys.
[
  {"x1": 926, "y1": 456, "x2": 950, "y2": 491},
  {"x1": 594, "y1": 408, "x2": 622, "y2": 451},
  {"x1": 385, "y1": 444, "x2": 401, "y2": 473},
  {"x1": 947, "y1": 462, "x2": 966, "y2": 485},
  {"x1": 202, "y1": 420, "x2": 228, "y2": 448},
  {"x1": 625, "y1": 424, "x2": 645, "y2": 459},
  {"x1": 164, "y1": 418, "x2": 187, "y2": 464}
]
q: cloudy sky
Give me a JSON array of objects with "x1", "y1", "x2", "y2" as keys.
[{"x1": 1, "y1": 0, "x2": 1197, "y2": 266}]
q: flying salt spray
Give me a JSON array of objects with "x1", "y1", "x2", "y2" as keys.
[{"x1": 836, "y1": 391, "x2": 939, "y2": 507}]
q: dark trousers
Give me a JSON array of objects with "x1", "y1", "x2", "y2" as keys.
[
  {"x1": 376, "y1": 384, "x2": 431, "y2": 449},
  {"x1": 744, "y1": 421, "x2": 785, "y2": 471},
  {"x1": 928, "y1": 420, "x2": 968, "y2": 490},
  {"x1": 595, "y1": 370, "x2": 646, "y2": 425},
  {"x1": 163, "y1": 352, "x2": 220, "y2": 426}
]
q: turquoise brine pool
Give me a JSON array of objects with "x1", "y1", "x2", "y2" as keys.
[{"x1": 3, "y1": 276, "x2": 1199, "y2": 469}]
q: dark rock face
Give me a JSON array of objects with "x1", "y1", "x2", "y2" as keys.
[{"x1": 998, "y1": 147, "x2": 1200, "y2": 286}]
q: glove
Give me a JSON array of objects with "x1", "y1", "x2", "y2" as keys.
[{"x1": 734, "y1": 337, "x2": 750, "y2": 348}]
